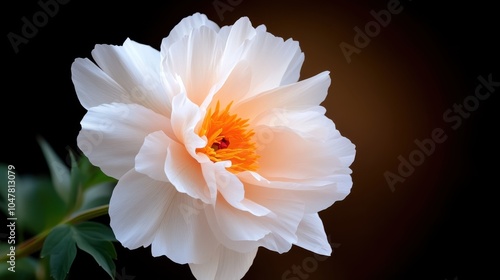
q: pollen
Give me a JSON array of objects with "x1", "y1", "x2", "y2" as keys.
[{"x1": 197, "y1": 101, "x2": 259, "y2": 173}]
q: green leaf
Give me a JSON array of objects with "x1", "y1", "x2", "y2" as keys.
[
  {"x1": 73, "y1": 222, "x2": 117, "y2": 278},
  {"x1": 15, "y1": 175, "x2": 67, "y2": 235},
  {"x1": 41, "y1": 225, "x2": 77, "y2": 280},
  {"x1": 68, "y1": 151, "x2": 83, "y2": 211},
  {"x1": 74, "y1": 221, "x2": 116, "y2": 242},
  {"x1": 77, "y1": 182, "x2": 114, "y2": 213},
  {"x1": 77, "y1": 153, "x2": 116, "y2": 190},
  {"x1": 37, "y1": 137, "x2": 71, "y2": 206},
  {"x1": 41, "y1": 222, "x2": 117, "y2": 280}
]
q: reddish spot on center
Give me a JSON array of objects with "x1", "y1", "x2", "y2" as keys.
[{"x1": 212, "y1": 138, "x2": 230, "y2": 151}]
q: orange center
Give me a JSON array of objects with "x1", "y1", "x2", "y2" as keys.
[{"x1": 196, "y1": 101, "x2": 259, "y2": 173}]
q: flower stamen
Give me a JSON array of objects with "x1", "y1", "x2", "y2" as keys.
[{"x1": 197, "y1": 101, "x2": 259, "y2": 173}]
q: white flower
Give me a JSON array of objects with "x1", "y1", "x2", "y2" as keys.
[{"x1": 73, "y1": 13, "x2": 355, "y2": 280}]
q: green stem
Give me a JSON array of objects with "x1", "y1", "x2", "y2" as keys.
[{"x1": 1, "y1": 205, "x2": 109, "y2": 262}]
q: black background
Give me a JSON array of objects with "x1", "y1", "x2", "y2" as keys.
[{"x1": 2, "y1": 0, "x2": 499, "y2": 279}]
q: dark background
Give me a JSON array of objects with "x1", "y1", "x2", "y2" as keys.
[{"x1": 2, "y1": 0, "x2": 498, "y2": 279}]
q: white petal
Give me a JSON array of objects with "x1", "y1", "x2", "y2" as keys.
[
  {"x1": 162, "y1": 25, "x2": 222, "y2": 106},
  {"x1": 280, "y1": 46, "x2": 305, "y2": 86},
  {"x1": 215, "y1": 18, "x2": 304, "y2": 99},
  {"x1": 234, "y1": 71, "x2": 331, "y2": 120},
  {"x1": 109, "y1": 169, "x2": 176, "y2": 249},
  {"x1": 170, "y1": 93, "x2": 205, "y2": 155},
  {"x1": 217, "y1": 17, "x2": 257, "y2": 76},
  {"x1": 243, "y1": 185, "x2": 305, "y2": 249},
  {"x1": 151, "y1": 191, "x2": 219, "y2": 264},
  {"x1": 221, "y1": 16, "x2": 256, "y2": 59},
  {"x1": 90, "y1": 38, "x2": 171, "y2": 115},
  {"x1": 295, "y1": 213, "x2": 332, "y2": 256},
  {"x1": 201, "y1": 161, "x2": 269, "y2": 216},
  {"x1": 254, "y1": 115, "x2": 355, "y2": 180},
  {"x1": 135, "y1": 130, "x2": 170, "y2": 182},
  {"x1": 240, "y1": 171, "x2": 352, "y2": 213},
  {"x1": 202, "y1": 61, "x2": 252, "y2": 110},
  {"x1": 109, "y1": 170, "x2": 219, "y2": 264},
  {"x1": 202, "y1": 161, "x2": 242, "y2": 204},
  {"x1": 208, "y1": 195, "x2": 271, "y2": 242},
  {"x1": 252, "y1": 106, "x2": 329, "y2": 139},
  {"x1": 206, "y1": 186, "x2": 304, "y2": 253},
  {"x1": 165, "y1": 139, "x2": 213, "y2": 203},
  {"x1": 71, "y1": 58, "x2": 127, "y2": 110},
  {"x1": 161, "y1": 13, "x2": 220, "y2": 51},
  {"x1": 189, "y1": 246, "x2": 258, "y2": 280},
  {"x1": 232, "y1": 26, "x2": 304, "y2": 98},
  {"x1": 77, "y1": 103, "x2": 170, "y2": 179}
]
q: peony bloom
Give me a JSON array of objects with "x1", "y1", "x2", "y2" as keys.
[{"x1": 73, "y1": 13, "x2": 355, "y2": 280}]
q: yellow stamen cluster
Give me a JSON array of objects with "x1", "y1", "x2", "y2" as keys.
[{"x1": 197, "y1": 101, "x2": 259, "y2": 173}]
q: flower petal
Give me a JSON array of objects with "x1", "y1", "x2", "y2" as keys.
[
  {"x1": 189, "y1": 246, "x2": 258, "y2": 280},
  {"x1": 109, "y1": 169, "x2": 176, "y2": 249},
  {"x1": 223, "y1": 21, "x2": 304, "y2": 98},
  {"x1": 109, "y1": 170, "x2": 219, "y2": 264},
  {"x1": 234, "y1": 71, "x2": 331, "y2": 120},
  {"x1": 135, "y1": 130, "x2": 170, "y2": 182},
  {"x1": 162, "y1": 13, "x2": 220, "y2": 51},
  {"x1": 165, "y1": 139, "x2": 213, "y2": 203},
  {"x1": 90, "y1": 38, "x2": 171, "y2": 115},
  {"x1": 77, "y1": 103, "x2": 170, "y2": 179},
  {"x1": 295, "y1": 213, "x2": 332, "y2": 256},
  {"x1": 202, "y1": 60, "x2": 252, "y2": 110},
  {"x1": 253, "y1": 111, "x2": 355, "y2": 180},
  {"x1": 71, "y1": 58, "x2": 127, "y2": 110},
  {"x1": 162, "y1": 25, "x2": 222, "y2": 106},
  {"x1": 207, "y1": 194, "x2": 271, "y2": 242},
  {"x1": 240, "y1": 171, "x2": 352, "y2": 214},
  {"x1": 205, "y1": 185, "x2": 304, "y2": 253},
  {"x1": 151, "y1": 190, "x2": 219, "y2": 264},
  {"x1": 170, "y1": 92, "x2": 205, "y2": 155},
  {"x1": 201, "y1": 161, "x2": 270, "y2": 216}
]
